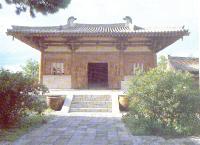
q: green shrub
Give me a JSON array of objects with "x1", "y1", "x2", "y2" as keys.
[
  {"x1": 0, "y1": 69, "x2": 48, "y2": 128},
  {"x1": 124, "y1": 66, "x2": 200, "y2": 136}
]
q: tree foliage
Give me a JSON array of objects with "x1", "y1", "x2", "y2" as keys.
[
  {"x1": 158, "y1": 55, "x2": 168, "y2": 70},
  {"x1": 0, "y1": 0, "x2": 71, "y2": 17},
  {"x1": 21, "y1": 59, "x2": 39, "y2": 81},
  {"x1": 124, "y1": 65, "x2": 200, "y2": 136},
  {"x1": 0, "y1": 69, "x2": 48, "y2": 128}
]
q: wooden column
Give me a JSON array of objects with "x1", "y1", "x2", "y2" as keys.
[
  {"x1": 117, "y1": 43, "x2": 126, "y2": 80},
  {"x1": 119, "y1": 49, "x2": 124, "y2": 80},
  {"x1": 70, "y1": 44, "x2": 79, "y2": 88},
  {"x1": 39, "y1": 49, "x2": 44, "y2": 84},
  {"x1": 153, "y1": 53, "x2": 157, "y2": 67},
  {"x1": 71, "y1": 48, "x2": 75, "y2": 88},
  {"x1": 150, "y1": 37, "x2": 158, "y2": 67},
  {"x1": 116, "y1": 42, "x2": 126, "y2": 89}
]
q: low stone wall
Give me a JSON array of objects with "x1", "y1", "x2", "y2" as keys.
[{"x1": 43, "y1": 75, "x2": 71, "y2": 89}]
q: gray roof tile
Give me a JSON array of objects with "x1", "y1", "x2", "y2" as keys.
[
  {"x1": 168, "y1": 56, "x2": 199, "y2": 74},
  {"x1": 7, "y1": 23, "x2": 188, "y2": 36}
]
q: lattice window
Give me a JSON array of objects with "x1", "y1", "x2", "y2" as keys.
[
  {"x1": 133, "y1": 63, "x2": 144, "y2": 75},
  {"x1": 51, "y1": 63, "x2": 64, "y2": 75}
]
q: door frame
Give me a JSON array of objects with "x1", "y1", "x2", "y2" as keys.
[{"x1": 87, "y1": 62, "x2": 108, "y2": 89}]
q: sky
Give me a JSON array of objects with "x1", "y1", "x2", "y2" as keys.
[{"x1": 0, "y1": 0, "x2": 198, "y2": 71}]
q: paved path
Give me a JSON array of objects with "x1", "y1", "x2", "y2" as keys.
[{"x1": 3, "y1": 113, "x2": 200, "y2": 145}]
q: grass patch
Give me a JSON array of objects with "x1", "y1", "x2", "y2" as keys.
[{"x1": 0, "y1": 109, "x2": 54, "y2": 142}]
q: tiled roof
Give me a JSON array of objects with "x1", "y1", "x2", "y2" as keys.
[
  {"x1": 6, "y1": 17, "x2": 190, "y2": 52},
  {"x1": 168, "y1": 56, "x2": 199, "y2": 74},
  {"x1": 7, "y1": 23, "x2": 188, "y2": 37}
]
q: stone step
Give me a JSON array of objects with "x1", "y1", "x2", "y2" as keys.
[
  {"x1": 69, "y1": 95, "x2": 112, "y2": 112},
  {"x1": 70, "y1": 101, "x2": 112, "y2": 108},
  {"x1": 71, "y1": 101, "x2": 112, "y2": 104},
  {"x1": 70, "y1": 108, "x2": 112, "y2": 112},
  {"x1": 72, "y1": 95, "x2": 111, "y2": 102}
]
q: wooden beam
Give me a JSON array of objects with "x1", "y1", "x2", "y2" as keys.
[
  {"x1": 44, "y1": 43, "x2": 151, "y2": 47},
  {"x1": 61, "y1": 36, "x2": 81, "y2": 42},
  {"x1": 149, "y1": 36, "x2": 181, "y2": 52},
  {"x1": 157, "y1": 36, "x2": 180, "y2": 52},
  {"x1": 42, "y1": 39, "x2": 152, "y2": 48},
  {"x1": 42, "y1": 40, "x2": 151, "y2": 44}
]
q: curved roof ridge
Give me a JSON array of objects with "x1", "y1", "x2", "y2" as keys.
[{"x1": 72, "y1": 23, "x2": 126, "y2": 26}]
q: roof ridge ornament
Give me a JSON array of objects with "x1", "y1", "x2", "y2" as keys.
[
  {"x1": 68, "y1": 16, "x2": 77, "y2": 27},
  {"x1": 123, "y1": 16, "x2": 132, "y2": 25}
]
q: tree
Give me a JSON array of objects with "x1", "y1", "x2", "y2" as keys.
[
  {"x1": 0, "y1": 0, "x2": 71, "y2": 17},
  {"x1": 158, "y1": 55, "x2": 168, "y2": 70},
  {"x1": 0, "y1": 69, "x2": 48, "y2": 128},
  {"x1": 21, "y1": 59, "x2": 39, "y2": 81}
]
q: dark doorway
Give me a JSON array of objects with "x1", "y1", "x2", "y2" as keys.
[{"x1": 88, "y1": 63, "x2": 108, "y2": 89}]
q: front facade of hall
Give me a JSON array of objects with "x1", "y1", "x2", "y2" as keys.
[{"x1": 7, "y1": 16, "x2": 188, "y2": 89}]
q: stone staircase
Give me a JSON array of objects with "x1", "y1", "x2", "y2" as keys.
[{"x1": 69, "y1": 95, "x2": 112, "y2": 112}]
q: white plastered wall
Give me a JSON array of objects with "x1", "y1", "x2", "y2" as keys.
[{"x1": 43, "y1": 75, "x2": 71, "y2": 89}]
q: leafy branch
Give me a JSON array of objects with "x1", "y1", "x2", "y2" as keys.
[{"x1": 0, "y1": 0, "x2": 71, "y2": 17}]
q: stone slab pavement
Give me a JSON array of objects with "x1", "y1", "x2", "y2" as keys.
[{"x1": 1, "y1": 113, "x2": 200, "y2": 145}]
